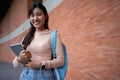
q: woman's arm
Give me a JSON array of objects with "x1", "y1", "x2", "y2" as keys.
[
  {"x1": 12, "y1": 56, "x2": 23, "y2": 67},
  {"x1": 45, "y1": 32, "x2": 64, "y2": 69}
]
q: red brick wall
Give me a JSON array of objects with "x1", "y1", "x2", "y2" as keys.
[
  {"x1": 49, "y1": 0, "x2": 120, "y2": 79},
  {"x1": 0, "y1": 0, "x2": 120, "y2": 80}
]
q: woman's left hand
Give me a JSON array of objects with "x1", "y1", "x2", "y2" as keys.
[{"x1": 25, "y1": 60, "x2": 42, "y2": 69}]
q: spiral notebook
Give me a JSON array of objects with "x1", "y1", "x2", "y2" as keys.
[{"x1": 10, "y1": 43, "x2": 23, "y2": 56}]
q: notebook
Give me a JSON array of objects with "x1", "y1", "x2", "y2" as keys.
[{"x1": 10, "y1": 43, "x2": 23, "y2": 56}]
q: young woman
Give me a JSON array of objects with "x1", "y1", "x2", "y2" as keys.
[{"x1": 13, "y1": 2, "x2": 64, "y2": 80}]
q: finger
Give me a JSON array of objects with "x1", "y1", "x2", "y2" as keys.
[
  {"x1": 21, "y1": 53, "x2": 26, "y2": 56},
  {"x1": 25, "y1": 50, "x2": 29, "y2": 53},
  {"x1": 25, "y1": 55, "x2": 29, "y2": 58},
  {"x1": 23, "y1": 51, "x2": 30, "y2": 56},
  {"x1": 20, "y1": 50, "x2": 26, "y2": 55},
  {"x1": 21, "y1": 50, "x2": 26, "y2": 53},
  {"x1": 25, "y1": 63, "x2": 30, "y2": 67},
  {"x1": 26, "y1": 51, "x2": 30, "y2": 54}
]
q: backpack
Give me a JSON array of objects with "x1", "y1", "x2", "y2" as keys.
[{"x1": 51, "y1": 30, "x2": 68, "y2": 80}]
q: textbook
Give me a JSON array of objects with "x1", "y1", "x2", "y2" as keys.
[{"x1": 10, "y1": 43, "x2": 23, "y2": 56}]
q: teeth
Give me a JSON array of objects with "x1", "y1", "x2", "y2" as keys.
[{"x1": 35, "y1": 22, "x2": 40, "y2": 24}]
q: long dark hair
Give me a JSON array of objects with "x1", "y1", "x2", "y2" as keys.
[{"x1": 22, "y1": 2, "x2": 49, "y2": 50}]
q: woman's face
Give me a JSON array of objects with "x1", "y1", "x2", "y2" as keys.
[{"x1": 29, "y1": 7, "x2": 46, "y2": 31}]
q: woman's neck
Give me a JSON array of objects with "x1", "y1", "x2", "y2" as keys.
[{"x1": 36, "y1": 27, "x2": 45, "y2": 31}]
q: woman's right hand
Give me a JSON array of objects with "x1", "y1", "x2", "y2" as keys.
[{"x1": 17, "y1": 50, "x2": 32, "y2": 63}]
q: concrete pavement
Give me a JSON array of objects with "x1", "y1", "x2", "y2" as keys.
[{"x1": 0, "y1": 61, "x2": 22, "y2": 80}]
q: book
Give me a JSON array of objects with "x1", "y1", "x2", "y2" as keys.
[{"x1": 10, "y1": 43, "x2": 24, "y2": 56}]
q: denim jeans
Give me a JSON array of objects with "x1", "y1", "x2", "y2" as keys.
[{"x1": 20, "y1": 67, "x2": 54, "y2": 80}]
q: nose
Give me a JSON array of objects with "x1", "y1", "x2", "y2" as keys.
[{"x1": 34, "y1": 15, "x2": 38, "y2": 21}]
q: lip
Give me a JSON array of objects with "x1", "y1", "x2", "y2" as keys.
[
  {"x1": 35, "y1": 22, "x2": 40, "y2": 25},
  {"x1": 34, "y1": 21, "x2": 41, "y2": 25}
]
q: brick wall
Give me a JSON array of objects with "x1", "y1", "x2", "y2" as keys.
[
  {"x1": 49, "y1": 0, "x2": 120, "y2": 80},
  {"x1": 0, "y1": 0, "x2": 120, "y2": 80}
]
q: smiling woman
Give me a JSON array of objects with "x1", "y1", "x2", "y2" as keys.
[
  {"x1": 0, "y1": 1, "x2": 64, "y2": 80},
  {"x1": 12, "y1": 2, "x2": 64, "y2": 80}
]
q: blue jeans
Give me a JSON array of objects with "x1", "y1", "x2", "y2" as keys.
[{"x1": 20, "y1": 67, "x2": 54, "y2": 80}]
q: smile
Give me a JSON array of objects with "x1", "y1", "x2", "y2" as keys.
[{"x1": 34, "y1": 21, "x2": 41, "y2": 25}]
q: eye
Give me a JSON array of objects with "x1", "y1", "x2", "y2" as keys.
[
  {"x1": 30, "y1": 14, "x2": 34, "y2": 17},
  {"x1": 36, "y1": 12, "x2": 42, "y2": 16}
]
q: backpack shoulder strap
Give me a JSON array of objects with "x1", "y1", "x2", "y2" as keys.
[
  {"x1": 51, "y1": 30, "x2": 57, "y2": 58},
  {"x1": 51, "y1": 30, "x2": 61, "y2": 80}
]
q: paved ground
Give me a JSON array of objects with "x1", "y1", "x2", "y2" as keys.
[{"x1": 0, "y1": 61, "x2": 22, "y2": 80}]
